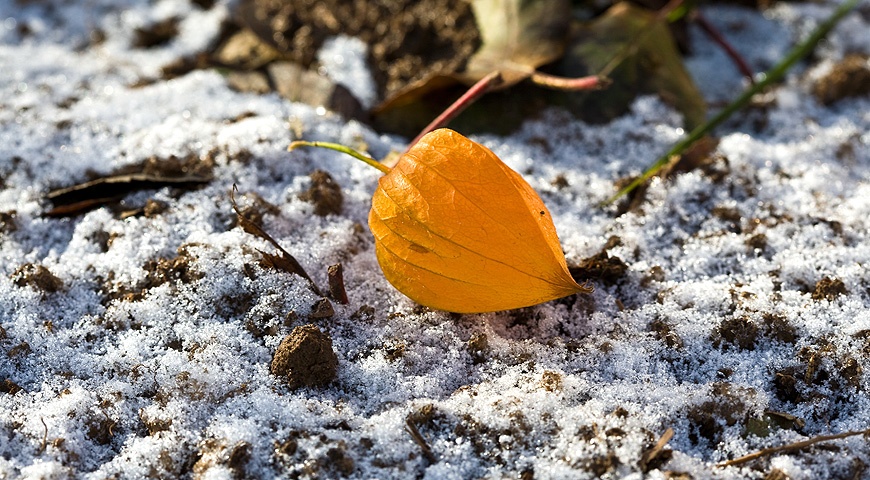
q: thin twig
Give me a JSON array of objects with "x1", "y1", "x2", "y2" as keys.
[
  {"x1": 407, "y1": 71, "x2": 502, "y2": 150},
  {"x1": 39, "y1": 417, "x2": 48, "y2": 453},
  {"x1": 405, "y1": 418, "x2": 437, "y2": 463},
  {"x1": 639, "y1": 427, "x2": 675, "y2": 471},
  {"x1": 530, "y1": 72, "x2": 611, "y2": 91},
  {"x1": 694, "y1": 11, "x2": 755, "y2": 83},
  {"x1": 603, "y1": 0, "x2": 860, "y2": 205},
  {"x1": 718, "y1": 427, "x2": 870, "y2": 468}
]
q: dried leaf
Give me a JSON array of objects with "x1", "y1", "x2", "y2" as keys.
[
  {"x1": 558, "y1": 2, "x2": 706, "y2": 128},
  {"x1": 368, "y1": 128, "x2": 591, "y2": 313},
  {"x1": 231, "y1": 187, "x2": 321, "y2": 296},
  {"x1": 45, "y1": 173, "x2": 210, "y2": 217},
  {"x1": 464, "y1": 0, "x2": 572, "y2": 85}
]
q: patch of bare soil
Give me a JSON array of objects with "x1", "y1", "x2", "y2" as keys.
[{"x1": 237, "y1": 0, "x2": 481, "y2": 99}]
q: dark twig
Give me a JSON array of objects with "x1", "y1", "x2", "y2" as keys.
[
  {"x1": 718, "y1": 427, "x2": 870, "y2": 468},
  {"x1": 405, "y1": 418, "x2": 437, "y2": 463},
  {"x1": 694, "y1": 11, "x2": 755, "y2": 83},
  {"x1": 407, "y1": 71, "x2": 503, "y2": 150},
  {"x1": 39, "y1": 418, "x2": 48, "y2": 453}
]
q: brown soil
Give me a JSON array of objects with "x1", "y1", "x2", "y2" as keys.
[
  {"x1": 270, "y1": 324, "x2": 339, "y2": 389},
  {"x1": 237, "y1": 0, "x2": 481, "y2": 99}
]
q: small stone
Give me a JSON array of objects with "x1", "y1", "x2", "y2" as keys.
[
  {"x1": 267, "y1": 61, "x2": 364, "y2": 120},
  {"x1": 215, "y1": 29, "x2": 280, "y2": 69},
  {"x1": 226, "y1": 71, "x2": 271, "y2": 94},
  {"x1": 271, "y1": 324, "x2": 338, "y2": 389},
  {"x1": 132, "y1": 17, "x2": 179, "y2": 49}
]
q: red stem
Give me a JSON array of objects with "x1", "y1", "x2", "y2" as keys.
[
  {"x1": 407, "y1": 71, "x2": 503, "y2": 150},
  {"x1": 530, "y1": 72, "x2": 611, "y2": 91},
  {"x1": 694, "y1": 11, "x2": 755, "y2": 84}
]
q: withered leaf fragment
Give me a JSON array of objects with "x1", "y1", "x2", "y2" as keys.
[{"x1": 231, "y1": 187, "x2": 321, "y2": 296}]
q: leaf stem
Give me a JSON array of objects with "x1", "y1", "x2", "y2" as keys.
[
  {"x1": 694, "y1": 11, "x2": 755, "y2": 83},
  {"x1": 604, "y1": 0, "x2": 860, "y2": 205},
  {"x1": 407, "y1": 71, "x2": 503, "y2": 150},
  {"x1": 289, "y1": 140, "x2": 391, "y2": 174},
  {"x1": 530, "y1": 72, "x2": 612, "y2": 91}
]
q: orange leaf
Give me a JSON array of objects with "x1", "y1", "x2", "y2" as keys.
[{"x1": 368, "y1": 129, "x2": 591, "y2": 313}]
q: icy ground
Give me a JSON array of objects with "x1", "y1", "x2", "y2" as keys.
[{"x1": 1, "y1": 1, "x2": 870, "y2": 479}]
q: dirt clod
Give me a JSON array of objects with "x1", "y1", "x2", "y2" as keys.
[
  {"x1": 143, "y1": 199, "x2": 169, "y2": 218},
  {"x1": 713, "y1": 316, "x2": 758, "y2": 351},
  {"x1": 839, "y1": 357, "x2": 862, "y2": 388},
  {"x1": 813, "y1": 54, "x2": 870, "y2": 105},
  {"x1": 238, "y1": 0, "x2": 480, "y2": 99},
  {"x1": 299, "y1": 170, "x2": 343, "y2": 216},
  {"x1": 0, "y1": 211, "x2": 16, "y2": 233},
  {"x1": 325, "y1": 446, "x2": 355, "y2": 476},
  {"x1": 1, "y1": 379, "x2": 23, "y2": 395},
  {"x1": 745, "y1": 233, "x2": 767, "y2": 252},
  {"x1": 650, "y1": 319, "x2": 683, "y2": 349},
  {"x1": 687, "y1": 383, "x2": 753, "y2": 445},
  {"x1": 193, "y1": 439, "x2": 252, "y2": 479},
  {"x1": 309, "y1": 298, "x2": 335, "y2": 319},
  {"x1": 761, "y1": 313, "x2": 796, "y2": 344},
  {"x1": 467, "y1": 332, "x2": 488, "y2": 363},
  {"x1": 11, "y1": 263, "x2": 63, "y2": 293},
  {"x1": 811, "y1": 277, "x2": 848, "y2": 301},
  {"x1": 773, "y1": 369, "x2": 801, "y2": 403},
  {"x1": 540, "y1": 370, "x2": 563, "y2": 392},
  {"x1": 86, "y1": 412, "x2": 117, "y2": 445},
  {"x1": 271, "y1": 324, "x2": 338, "y2": 389},
  {"x1": 570, "y1": 251, "x2": 628, "y2": 286},
  {"x1": 133, "y1": 17, "x2": 179, "y2": 49}
]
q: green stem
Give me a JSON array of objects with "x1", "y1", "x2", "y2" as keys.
[
  {"x1": 289, "y1": 140, "x2": 391, "y2": 175},
  {"x1": 604, "y1": 0, "x2": 860, "y2": 205}
]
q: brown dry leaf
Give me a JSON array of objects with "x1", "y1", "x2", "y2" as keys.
[
  {"x1": 230, "y1": 187, "x2": 321, "y2": 295},
  {"x1": 45, "y1": 173, "x2": 211, "y2": 217},
  {"x1": 463, "y1": 0, "x2": 572, "y2": 86}
]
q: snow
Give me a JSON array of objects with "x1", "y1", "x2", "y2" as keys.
[{"x1": 1, "y1": 0, "x2": 870, "y2": 479}]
